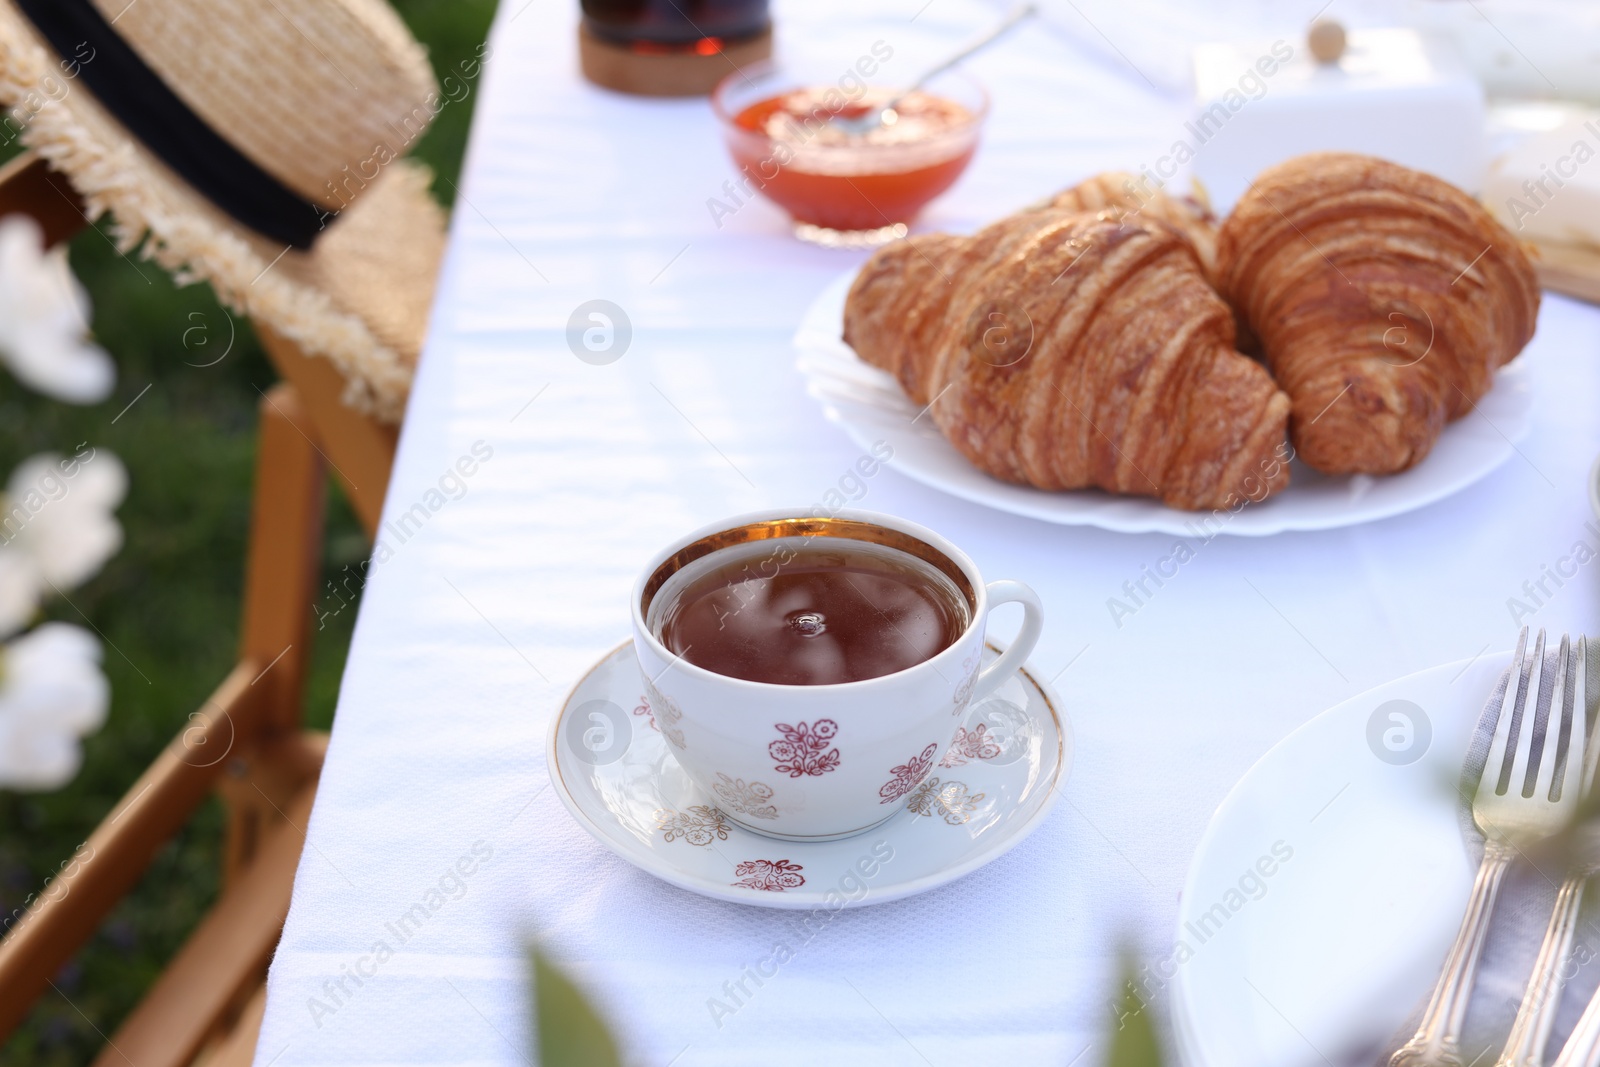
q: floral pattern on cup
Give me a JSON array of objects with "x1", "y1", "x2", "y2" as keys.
[
  {"x1": 879, "y1": 742, "x2": 938, "y2": 804},
  {"x1": 906, "y1": 777, "x2": 986, "y2": 825},
  {"x1": 713, "y1": 772, "x2": 778, "y2": 820},
  {"x1": 655, "y1": 805, "x2": 730, "y2": 846},
  {"x1": 951, "y1": 654, "x2": 979, "y2": 716},
  {"x1": 732, "y1": 858, "x2": 805, "y2": 892},
  {"x1": 939, "y1": 723, "x2": 1002, "y2": 768},
  {"x1": 769, "y1": 720, "x2": 840, "y2": 778},
  {"x1": 642, "y1": 679, "x2": 686, "y2": 750}
]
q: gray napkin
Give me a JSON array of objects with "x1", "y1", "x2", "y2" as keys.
[{"x1": 1364, "y1": 640, "x2": 1600, "y2": 1067}]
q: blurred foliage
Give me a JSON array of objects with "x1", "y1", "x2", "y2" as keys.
[
  {"x1": 531, "y1": 948, "x2": 624, "y2": 1067},
  {"x1": 0, "y1": 1, "x2": 499, "y2": 1063},
  {"x1": 1105, "y1": 952, "x2": 1166, "y2": 1067}
]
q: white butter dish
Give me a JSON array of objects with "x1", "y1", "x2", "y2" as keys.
[{"x1": 1185, "y1": 28, "x2": 1484, "y2": 213}]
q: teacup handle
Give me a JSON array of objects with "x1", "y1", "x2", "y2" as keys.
[{"x1": 970, "y1": 580, "x2": 1045, "y2": 704}]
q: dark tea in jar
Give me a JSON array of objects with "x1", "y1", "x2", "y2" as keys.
[
  {"x1": 577, "y1": 0, "x2": 772, "y2": 97},
  {"x1": 580, "y1": 0, "x2": 769, "y2": 52}
]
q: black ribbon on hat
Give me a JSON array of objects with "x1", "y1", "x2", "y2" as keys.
[{"x1": 17, "y1": 0, "x2": 330, "y2": 249}]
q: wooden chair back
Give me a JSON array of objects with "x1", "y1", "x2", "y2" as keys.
[{"x1": 0, "y1": 149, "x2": 403, "y2": 1066}]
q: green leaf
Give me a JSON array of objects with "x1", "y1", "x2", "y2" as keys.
[
  {"x1": 530, "y1": 947, "x2": 623, "y2": 1067},
  {"x1": 1104, "y1": 953, "x2": 1165, "y2": 1067}
]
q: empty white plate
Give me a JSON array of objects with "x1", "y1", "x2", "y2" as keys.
[{"x1": 1170, "y1": 652, "x2": 1513, "y2": 1067}]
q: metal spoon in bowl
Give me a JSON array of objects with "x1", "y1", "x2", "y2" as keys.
[{"x1": 827, "y1": 2, "x2": 1037, "y2": 137}]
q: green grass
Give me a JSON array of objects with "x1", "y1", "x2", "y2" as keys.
[{"x1": 0, "y1": 2, "x2": 498, "y2": 1062}]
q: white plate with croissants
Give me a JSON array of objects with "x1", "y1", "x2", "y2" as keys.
[{"x1": 796, "y1": 153, "x2": 1538, "y2": 536}]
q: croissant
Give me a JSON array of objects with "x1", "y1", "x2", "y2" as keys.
[
  {"x1": 843, "y1": 211, "x2": 1291, "y2": 511},
  {"x1": 1045, "y1": 172, "x2": 1218, "y2": 278},
  {"x1": 1214, "y1": 153, "x2": 1541, "y2": 475}
]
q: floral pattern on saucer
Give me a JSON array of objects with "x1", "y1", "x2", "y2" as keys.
[
  {"x1": 713, "y1": 773, "x2": 778, "y2": 820},
  {"x1": 939, "y1": 723, "x2": 1002, "y2": 768},
  {"x1": 633, "y1": 694, "x2": 658, "y2": 732},
  {"x1": 879, "y1": 742, "x2": 938, "y2": 804},
  {"x1": 550, "y1": 640, "x2": 1069, "y2": 909},
  {"x1": 907, "y1": 777, "x2": 985, "y2": 825},
  {"x1": 770, "y1": 720, "x2": 840, "y2": 777},
  {"x1": 732, "y1": 859, "x2": 805, "y2": 892},
  {"x1": 620, "y1": 697, "x2": 652, "y2": 729},
  {"x1": 655, "y1": 805, "x2": 729, "y2": 846}
]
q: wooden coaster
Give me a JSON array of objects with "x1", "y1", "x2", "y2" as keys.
[
  {"x1": 1530, "y1": 239, "x2": 1600, "y2": 307},
  {"x1": 577, "y1": 23, "x2": 772, "y2": 97}
]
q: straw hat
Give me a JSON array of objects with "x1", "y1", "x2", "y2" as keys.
[{"x1": 0, "y1": 0, "x2": 450, "y2": 422}]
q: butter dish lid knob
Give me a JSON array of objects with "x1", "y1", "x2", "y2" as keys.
[{"x1": 1308, "y1": 19, "x2": 1347, "y2": 64}]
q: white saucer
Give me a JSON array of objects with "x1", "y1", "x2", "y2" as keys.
[
  {"x1": 1170, "y1": 652, "x2": 1510, "y2": 1067},
  {"x1": 547, "y1": 640, "x2": 1071, "y2": 909}
]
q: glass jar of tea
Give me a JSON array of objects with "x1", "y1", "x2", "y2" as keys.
[{"x1": 578, "y1": 0, "x2": 772, "y2": 97}]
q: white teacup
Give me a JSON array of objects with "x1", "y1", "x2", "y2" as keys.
[{"x1": 630, "y1": 508, "x2": 1044, "y2": 841}]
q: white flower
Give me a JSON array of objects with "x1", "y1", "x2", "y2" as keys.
[
  {"x1": 0, "y1": 450, "x2": 126, "y2": 636},
  {"x1": 0, "y1": 215, "x2": 115, "y2": 404},
  {"x1": 5, "y1": 451, "x2": 127, "y2": 586},
  {"x1": 0, "y1": 549, "x2": 39, "y2": 638},
  {"x1": 0, "y1": 622, "x2": 109, "y2": 790}
]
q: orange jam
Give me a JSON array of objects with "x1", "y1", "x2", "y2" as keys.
[{"x1": 728, "y1": 88, "x2": 978, "y2": 232}]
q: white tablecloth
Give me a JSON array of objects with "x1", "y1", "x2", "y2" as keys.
[{"x1": 252, "y1": 1, "x2": 1600, "y2": 1064}]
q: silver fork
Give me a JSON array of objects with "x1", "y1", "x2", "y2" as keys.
[
  {"x1": 1392, "y1": 629, "x2": 1585, "y2": 1067},
  {"x1": 1497, "y1": 636, "x2": 1592, "y2": 1067},
  {"x1": 1545, "y1": 640, "x2": 1600, "y2": 1067}
]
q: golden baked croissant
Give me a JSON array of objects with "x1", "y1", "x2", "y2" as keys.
[
  {"x1": 1215, "y1": 153, "x2": 1541, "y2": 475},
  {"x1": 843, "y1": 211, "x2": 1291, "y2": 510},
  {"x1": 1045, "y1": 172, "x2": 1218, "y2": 277}
]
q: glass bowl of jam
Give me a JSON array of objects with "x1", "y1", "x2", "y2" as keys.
[{"x1": 711, "y1": 59, "x2": 988, "y2": 247}]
